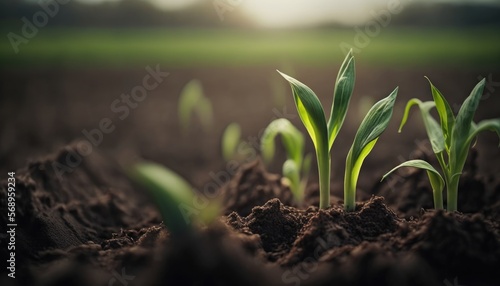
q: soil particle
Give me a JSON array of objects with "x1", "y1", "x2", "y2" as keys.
[{"x1": 220, "y1": 160, "x2": 295, "y2": 216}]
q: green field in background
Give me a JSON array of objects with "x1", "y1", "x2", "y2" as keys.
[{"x1": 1, "y1": 28, "x2": 500, "y2": 68}]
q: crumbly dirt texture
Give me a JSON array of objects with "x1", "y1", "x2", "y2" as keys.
[{"x1": 1, "y1": 67, "x2": 499, "y2": 285}]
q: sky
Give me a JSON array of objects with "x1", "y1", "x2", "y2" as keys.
[{"x1": 74, "y1": 0, "x2": 500, "y2": 28}]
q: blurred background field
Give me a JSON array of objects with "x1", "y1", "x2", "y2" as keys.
[{"x1": 2, "y1": 27, "x2": 500, "y2": 68}]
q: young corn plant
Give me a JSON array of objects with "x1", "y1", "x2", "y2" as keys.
[
  {"x1": 131, "y1": 162, "x2": 219, "y2": 235},
  {"x1": 260, "y1": 118, "x2": 312, "y2": 203},
  {"x1": 344, "y1": 88, "x2": 398, "y2": 211},
  {"x1": 382, "y1": 77, "x2": 500, "y2": 211},
  {"x1": 178, "y1": 79, "x2": 213, "y2": 134},
  {"x1": 221, "y1": 122, "x2": 242, "y2": 161},
  {"x1": 279, "y1": 50, "x2": 398, "y2": 210}
]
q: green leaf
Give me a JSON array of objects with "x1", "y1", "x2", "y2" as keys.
[
  {"x1": 344, "y1": 87, "x2": 398, "y2": 211},
  {"x1": 425, "y1": 77, "x2": 455, "y2": 149},
  {"x1": 132, "y1": 162, "x2": 194, "y2": 235},
  {"x1": 277, "y1": 71, "x2": 329, "y2": 150},
  {"x1": 452, "y1": 78, "x2": 486, "y2": 145},
  {"x1": 328, "y1": 50, "x2": 355, "y2": 150},
  {"x1": 350, "y1": 87, "x2": 398, "y2": 162},
  {"x1": 467, "y1": 118, "x2": 500, "y2": 147},
  {"x1": 449, "y1": 78, "x2": 486, "y2": 175},
  {"x1": 261, "y1": 118, "x2": 304, "y2": 165},
  {"x1": 178, "y1": 79, "x2": 203, "y2": 131},
  {"x1": 278, "y1": 70, "x2": 331, "y2": 209},
  {"x1": 381, "y1": 159, "x2": 444, "y2": 209},
  {"x1": 222, "y1": 123, "x2": 242, "y2": 161},
  {"x1": 400, "y1": 98, "x2": 445, "y2": 154},
  {"x1": 178, "y1": 79, "x2": 213, "y2": 133}
]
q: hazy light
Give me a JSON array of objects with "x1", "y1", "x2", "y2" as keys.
[
  {"x1": 241, "y1": 0, "x2": 391, "y2": 28},
  {"x1": 147, "y1": 0, "x2": 201, "y2": 10}
]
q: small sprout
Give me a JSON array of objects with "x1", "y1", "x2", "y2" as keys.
[
  {"x1": 261, "y1": 118, "x2": 311, "y2": 203},
  {"x1": 221, "y1": 122, "x2": 242, "y2": 161},
  {"x1": 278, "y1": 50, "x2": 355, "y2": 209},
  {"x1": 344, "y1": 88, "x2": 398, "y2": 211},
  {"x1": 382, "y1": 77, "x2": 500, "y2": 211},
  {"x1": 178, "y1": 79, "x2": 213, "y2": 134},
  {"x1": 131, "y1": 162, "x2": 220, "y2": 235}
]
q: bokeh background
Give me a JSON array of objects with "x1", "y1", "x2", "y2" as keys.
[{"x1": 1, "y1": 0, "x2": 499, "y2": 191}]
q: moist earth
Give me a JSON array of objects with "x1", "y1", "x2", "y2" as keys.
[{"x1": 1, "y1": 145, "x2": 499, "y2": 286}]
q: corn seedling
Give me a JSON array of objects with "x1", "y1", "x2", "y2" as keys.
[
  {"x1": 221, "y1": 122, "x2": 242, "y2": 161},
  {"x1": 131, "y1": 162, "x2": 220, "y2": 235},
  {"x1": 382, "y1": 77, "x2": 500, "y2": 211},
  {"x1": 178, "y1": 79, "x2": 213, "y2": 134},
  {"x1": 261, "y1": 118, "x2": 312, "y2": 203},
  {"x1": 344, "y1": 88, "x2": 398, "y2": 211},
  {"x1": 279, "y1": 50, "x2": 397, "y2": 210}
]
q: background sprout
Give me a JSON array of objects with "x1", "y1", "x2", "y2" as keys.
[
  {"x1": 131, "y1": 162, "x2": 220, "y2": 235},
  {"x1": 278, "y1": 50, "x2": 355, "y2": 209},
  {"x1": 344, "y1": 88, "x2": 398, "y2": 211},
  {"x1": 221, "y1": 122, "x2": 242, "y2": 161},
  {"x1": 178, "y1": 79, "x2": 214, "y2": 134},
  {"x1": 382, "y1": 77, "x2": 500, "y2": 212},
  {"x1": 260, "y1": 118, "x2": 312, "y2": 203}
]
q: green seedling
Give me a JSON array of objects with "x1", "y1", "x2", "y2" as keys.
[
  {"x1": 178, "y1": 79, "x2": 213, "y2": 134},
  {"x1": 221, "y1": 122, "x2": 242, "y2": 161},
  {"x1": 131, "y1": 162, "x2": 219, "y2": 235},
  {"x1": 279, "y1": 50, "x2": 399, "y2": 210},
  {"x1": 344, "y1": 89, "x2": 398, "y2": 211},
  {"x1": 382, "y1": 77, "x2": 500, "y2": 211},
  {"x1": 261, "y1": 118, "x2": 312, "y2": 203}
]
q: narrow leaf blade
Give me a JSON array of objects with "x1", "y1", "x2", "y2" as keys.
[
  {"x1": 261, "y1": 118, "x2": 304, "y2": 165},
  {"x1": 425, "y1": 77, "x2": 455, "y2": 149},
  {"x1": 381, "y1": 159, "x2": 444, "y2": 209},
  {"x1": 132, "y1": 163, "x2": 194, "y2": 234},
  {"x1": 467, "y1": 118, "x2": 500, "y2": 147},
  {"x1": 403, "y1": 99, "x2": 445, "y2": 154},
  {"x1": 277, "y1": 71, "x2": 328, "y2": 150},
  {"x1": 399, "y1": 98, "x2": 421, "y2": 132},
  {"x1": 328, "y1": 50, "x2": 355, "y2": 149},
  {"x1": 350, "y1": 87, "x2": 398, "y2": 162},
  {"x1": 452, "y1": 78, "x2": 486, "y2": 144},
  {"x1": 344, "y1": 88, "x2": 398, "y2": 211}
]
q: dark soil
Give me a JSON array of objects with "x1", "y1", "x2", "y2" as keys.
[{"x1": 1, "y1": 67, "x2": 499, "y2": 286}]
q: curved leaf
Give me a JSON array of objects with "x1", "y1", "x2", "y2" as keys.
[
  {"x1": 400, "y1": 98, "x2": 445, "y2": 154},
  {"x1": 382, "y1": 159, "x2": 444, "y2": 209},
  {"x1": 399, "y1": 98, "x2": 421, "y2": 132},
  {"x1": 328, "y1": 50, "x2": 355, "y2": 150},
  {"x1": 260, "y1": 118, "x2": 304, "y2": 165},
  {"x1": 132, "y1": 163, "x2": 194, "y2": 235},
  {"x1": 277, "y1": 71, "x2": 328, "y2": 150},
  {"x1": 466, "y1": 118, "x2": 500, "y2": 147}
]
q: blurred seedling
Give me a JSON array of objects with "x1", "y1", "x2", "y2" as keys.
[
  {"x1": 260, "y1": 118, "x2": 312, "y2": 203},
  {"x1": 221, "y1": 122, "x2": 244, "y2": 162},
  {"x1": 178, "y1": 79, "x2": 213, "y2": 134},
  {"x1": 383, "y1": 77, "x2": 499, "y2": 211},
  {"x1": 131, "y1": 162, "x2": 220, "y2": 236}
]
